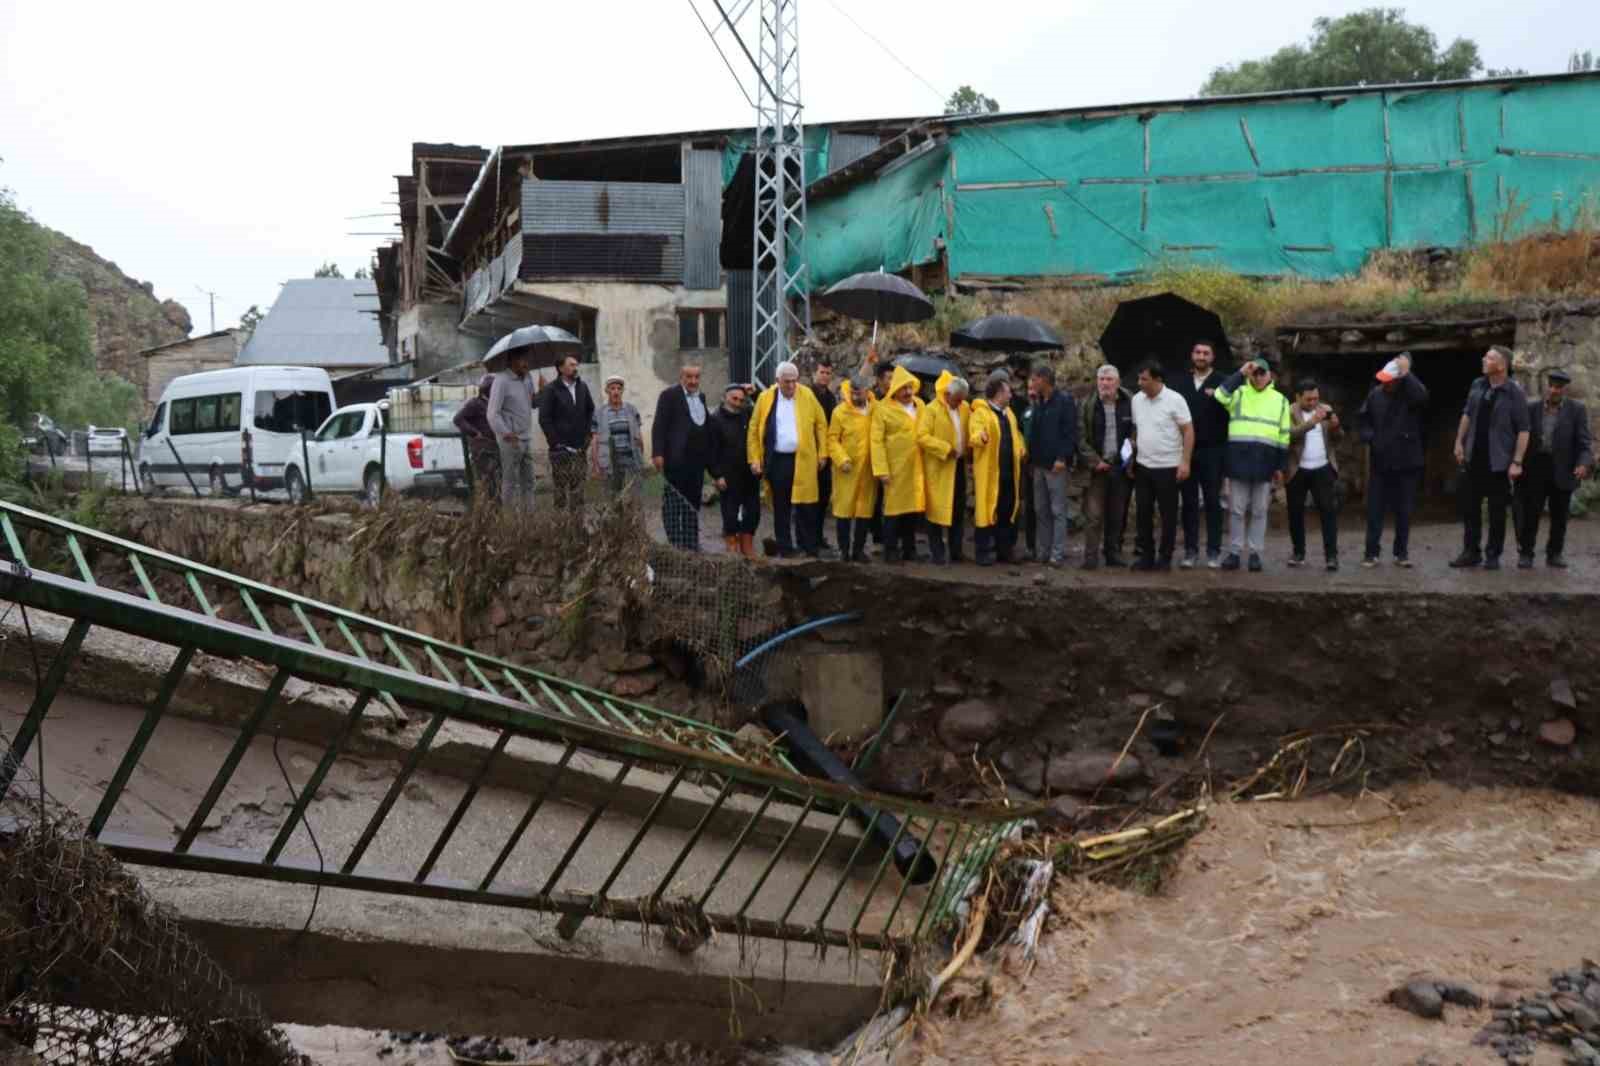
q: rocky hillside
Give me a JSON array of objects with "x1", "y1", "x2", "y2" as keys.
[{"x1": 43, "y1": 228, "x2": 191, "y2": 398}]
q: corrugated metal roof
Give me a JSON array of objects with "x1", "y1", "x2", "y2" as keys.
[{"x1": 237, "y1": 279, "x2": 389, "y2": 368}]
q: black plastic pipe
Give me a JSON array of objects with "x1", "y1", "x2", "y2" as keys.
[{"x1": 760, "y1": 701, "x2": 937, "y2": 885}]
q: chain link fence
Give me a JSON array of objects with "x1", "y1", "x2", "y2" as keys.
[{"x1": 0, "y1": 757, "x2": 306, "y2": 1066}]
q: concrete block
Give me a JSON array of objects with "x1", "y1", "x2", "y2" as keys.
[{"x1": 800, "y1": 650, "x2": 884, "y2": 744}]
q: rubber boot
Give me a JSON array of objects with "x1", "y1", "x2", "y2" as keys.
[
  {"x1": 724, "y1": 535, "x2": 740, "y2": 556},
  {"x1": 739, "y1": 533, "x2": 758, "y2": 559}
]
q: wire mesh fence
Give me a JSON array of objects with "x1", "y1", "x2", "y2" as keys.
[{"x1": 0, "y1": 761, "x2": 305, "y2": 1066}]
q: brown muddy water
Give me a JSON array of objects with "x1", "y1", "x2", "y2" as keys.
[{"x1": 286, "y1": 783, "x2": 1599, "y2": 1066}]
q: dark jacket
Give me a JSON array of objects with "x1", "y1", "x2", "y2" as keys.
[
  {"x1": 1077, "y1": 388, "x2": 1135, "y2": 467},
  {"x1": 1461, "y1": 376, "x2": 1531, "y2": 473},
  {"x1": 1358, "y1": 373, "x2": 1429, "y2": 473},
  {"x1": 1171, "y1": 369, "x2": 1230, "y2": 449},
  {"x1": 452, "y1": 396, "x2": 492, "y2": 440},
  {"x1": 651, "y1": 385, "x2": 712, "y2": 470},
  {"x1": 537, "y1": 376, "x2": 596, "y2": 453},
  {"x1": 1527, "y1": 398, "x2": 1594, "y2": 491},
  {"x1": 1026, "y1": 389, "x2": 1079, "y2": 470},
  {"x1": 706, "y1": 405, "x2": 758, "y2": 493},
  {"x1": 810, "y1": 383, "x2": 838, "y2": 426}
]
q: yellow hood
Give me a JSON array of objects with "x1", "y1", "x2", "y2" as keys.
[{"x1": 887, "y1": 365, "x2": 921, "y2": 402}]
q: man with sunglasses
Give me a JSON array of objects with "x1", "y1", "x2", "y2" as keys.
[{"x1": 1214, "y1": 356, "x2": 1291, "y2": 572}]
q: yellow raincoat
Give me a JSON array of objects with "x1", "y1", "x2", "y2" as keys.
[
  {"x1": 969, "y1": 398, "x2": 1027, "y2": 527},
  {"x1": 916, "y1": 371, "x2": 971, "y2": 527},
  {"x1": 869, "y1": 366, "x2": 926, "y2": 517},
  {"x1": 746, "y1": 382, "x2": 828, "y2": 504},
  {"x1": 827, "y1": 399, "x2": 875, "y2": 519}
]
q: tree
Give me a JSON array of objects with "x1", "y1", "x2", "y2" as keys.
[
  {"x1": 0, "y1": 186, "x2": 141, "y2": 479},
  {"x1": 313, "y1": 261, "x2": 344, "y2": 278},
  {"x1": 1200, "y1": 8, "x2": 1483, "y2": 96},
  {"x1": 1572, "y1": 50, "x2": 1597, "y2": 72},
  {"x1": 353, "y1": 265, "x2": 372, "y2": 280},
  {"x1": 238, "y1": 304, "x2": 265, "y2": 337},
  {"x1": 944, "y1": 85, "x2": 1000, "y2": 116}
]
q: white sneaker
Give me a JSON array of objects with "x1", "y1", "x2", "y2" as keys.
[{"x1": 1206, "y1": 553, "x2": 1222, "y2": 570}]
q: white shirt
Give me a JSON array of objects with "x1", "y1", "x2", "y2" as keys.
[
  {"x1": 946, "y1": 404, "x2": 964, "y2": 458},
  {"x1": 1131, "y1": 386, "x2": 1192, "y2": 469},
  {"x1": 773, "y1": 392, "x2": 799, "y2": 453},
  {"x1": 1299, "y1": 415, "x2": 1329, "y2": 470},
  {"x1": 685, "y1": 389, "x2": 706, "y2": 427}
]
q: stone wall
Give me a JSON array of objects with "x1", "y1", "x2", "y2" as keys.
[
  {"x1": 100, "y1": 498, "x2": 1599, "y2": 809},
  {"x1": 104, "y1": 499, "x2": 731, "y2": 722}
]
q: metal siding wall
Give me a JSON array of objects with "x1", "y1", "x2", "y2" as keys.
[
  {"x1": 828, "y1": 133, "x2": 881, "y2": 174},
  {"x1": 683, "y1": 148, "x2": 723, "y2": 290},
  {"x1": 522, "y1": 181, "x2": 684, "y2": 234},
  {"x1": 727, "y1": 269, "x2": 754, "y2": 383}
]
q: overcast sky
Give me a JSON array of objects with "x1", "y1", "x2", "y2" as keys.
[{"x1": 2, "y1": 0, "x2": 1593, "y2": 337}]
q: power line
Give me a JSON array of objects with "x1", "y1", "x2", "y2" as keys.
[
  {"x1": 822, "y1": 0, "x2": 1155, "y2": 262},
  {"x1": 685, "y1": 0, "x2": 758, "y2": 110}
]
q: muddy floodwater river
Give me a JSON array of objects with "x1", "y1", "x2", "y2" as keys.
[{"x1": 286, "y1": 783, "x2": 1599, "y2": 1066}]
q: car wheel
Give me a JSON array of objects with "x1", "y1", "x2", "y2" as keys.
[
  {"x1": 363, "y1": 467, "x2": 384, "y2": 507},
  {"x1": 208, "y1": 465, "x2": 227, "y2": 498},
  {"x1": 286, "y1": 467, "x2": 308, "y2": 505}
]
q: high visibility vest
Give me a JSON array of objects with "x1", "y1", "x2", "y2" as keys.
[{"x1": 1217, "y1": 381, "x2": 1290, "y2": 451}]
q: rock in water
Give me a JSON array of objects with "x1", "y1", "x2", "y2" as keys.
[
  {"x1": 1389, "y1": 980, "x2": 1445, "y2": 1019},
  {"x1": 1437, "y1": 980, "x2": 1484, "y2": 1007}
]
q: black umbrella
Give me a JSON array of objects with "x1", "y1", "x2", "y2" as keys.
[
  {"x1": 483, "y1": 325, "x2": 584, "y2": 373},
  {"x1": 950, "y1": 314, "x2": 1063, "y2": 352},
  {"x1": 816, "y1": 271, "x2": 935, "y2": 325},
  {"x1": 892, "y1": 352, "x2": 962, "y2": 401},
  {"x1": 1098, "y1": 293, "x2": 1231, "y2": 375}
]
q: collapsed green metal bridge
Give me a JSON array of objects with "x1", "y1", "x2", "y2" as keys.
[{"x1": 0, "y1": 500, "x2": 1015, "y2": 963}]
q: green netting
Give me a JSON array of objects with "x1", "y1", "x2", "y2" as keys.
[
  {"x1": 720, "y1": 126, "x2": 832, "y2": 187},
  {"x1": 800, "y1": 77, "x2": 1600, "y2": 289},
  {"x1": 801, "y1": 143, "x2": 950, "y2": 282}
]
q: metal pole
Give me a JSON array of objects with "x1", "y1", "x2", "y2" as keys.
[
  {"x1": 85, "y1": 439, "x2": 93, "y2": 493},
  {"x1": 166, "y1": 439, "x2": 201, "y2": 498},
  {"x1": 379, "y1": 409, "x2": 388, "y2": 501},
  {"x1": 460, "y1": 431, "x2": 475, "y2": 500},
  {"x1": 299, "y1": 429, "x2": 315, "y2": 501}
]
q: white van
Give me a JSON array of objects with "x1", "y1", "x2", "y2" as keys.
[{"x1": 139, "y1": 367, "x2": 335, "y2": 495}]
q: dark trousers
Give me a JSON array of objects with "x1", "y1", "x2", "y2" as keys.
[
  {"x1": 870, "y1": 483, "x2": 885, "y2": 544},
  {"x1": 928, "y1": 465, "x2": 967, "y2": 562},
  {"x1": 836, "y1": 517, "x2": 870, "y2": 558},
  {"x1": 1287, "y1": 465, "x2": 1340, "y2": 560},
  {"x1": 1517, "y1": 453, "x2": 1572, "y2": 559},
  {"x1": 1364, "y1": 468, "x2": 1419, "y2": 560},
  {"x1": 662, "y1": 465, "x2": 704, "y2": 551},
  {"x1": 1462, "y1": 462, "x2": 1512, "y2": 559},
  {"x1": 886, "y1": 514, "x2": 920, "y2": 560},
  {"x1": 813, "y1": 464, "x2": 833, "y2": 546},
  {"x1": 1021, "y1": 465, "x2": 1037, "y2": 555},
  {"x1": 551, "y1": 448, "x2": 586, "y2": 511},
  {"x1": 1180, "y1": 445, "x2": 1226, "y2": 557},
  {"x1": 719, "y1": 483, "x2": 761, "y2": 535},
  {"x1": 1135, "y1": 464, "x2": 1180, "y2": 562},
  {"x1": 766, "y1": 452, "x2": 818, "y2": 554},
  {"x1": 1083, "y1": 467, "x2": 1130, "y2": 562},
  {"x1": 975, "y1": 473, "x2": 1018, "y2": 562}
]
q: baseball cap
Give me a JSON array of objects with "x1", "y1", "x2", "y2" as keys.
[
  {"x1": 1548, "y1": 368, "x2": 1572, "y2": 385},
  {"x1": 1246, "y1": 356, "x2": 1271, "y2": 373},
  {"x1": 1376, "y1": 356, "x2": 1406, "y2": 383}
]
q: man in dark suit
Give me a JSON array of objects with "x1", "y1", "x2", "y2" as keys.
[
  {"x1": 537, "y1": 355, "x2": 596, "y2": 511},
  {"x1": 1170, "y1": 339, "x2": 1230, "y2": 568},
  {"x1": 651, "y1": 363, "x2": 711, "y2": 550},
  {"x1": 1516, "y1": 368, "x2": 1593, "y2": 569}
]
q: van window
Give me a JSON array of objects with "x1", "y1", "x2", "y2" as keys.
[
  {"x1": 170, "y1": 398, "x2": 197, "y2": 434},
  {"x1": 219, "y1": 393, "x2": 242, "y2": 432},
  {"x1": 147, "y1": 403, "x2": 166, "y2": 438},
  {"x1": 255, "y1": 390, "x2": 333, "y2": 434},
  {"x1": 195, "y1": 396, "x2": 220, "y2": 432}
]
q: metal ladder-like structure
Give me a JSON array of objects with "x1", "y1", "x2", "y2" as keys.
[{"x1": 0, "y1": 501, "x2": 1016, "y2": 952}]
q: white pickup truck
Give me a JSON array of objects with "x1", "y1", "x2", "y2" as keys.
[{"x1": 283, "y1": 403, "x2": 469, "y2": 504}]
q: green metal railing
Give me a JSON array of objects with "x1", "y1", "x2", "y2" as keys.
[{"x1": 0, "y1": 500, "x2": 1017, "y2": 952}]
